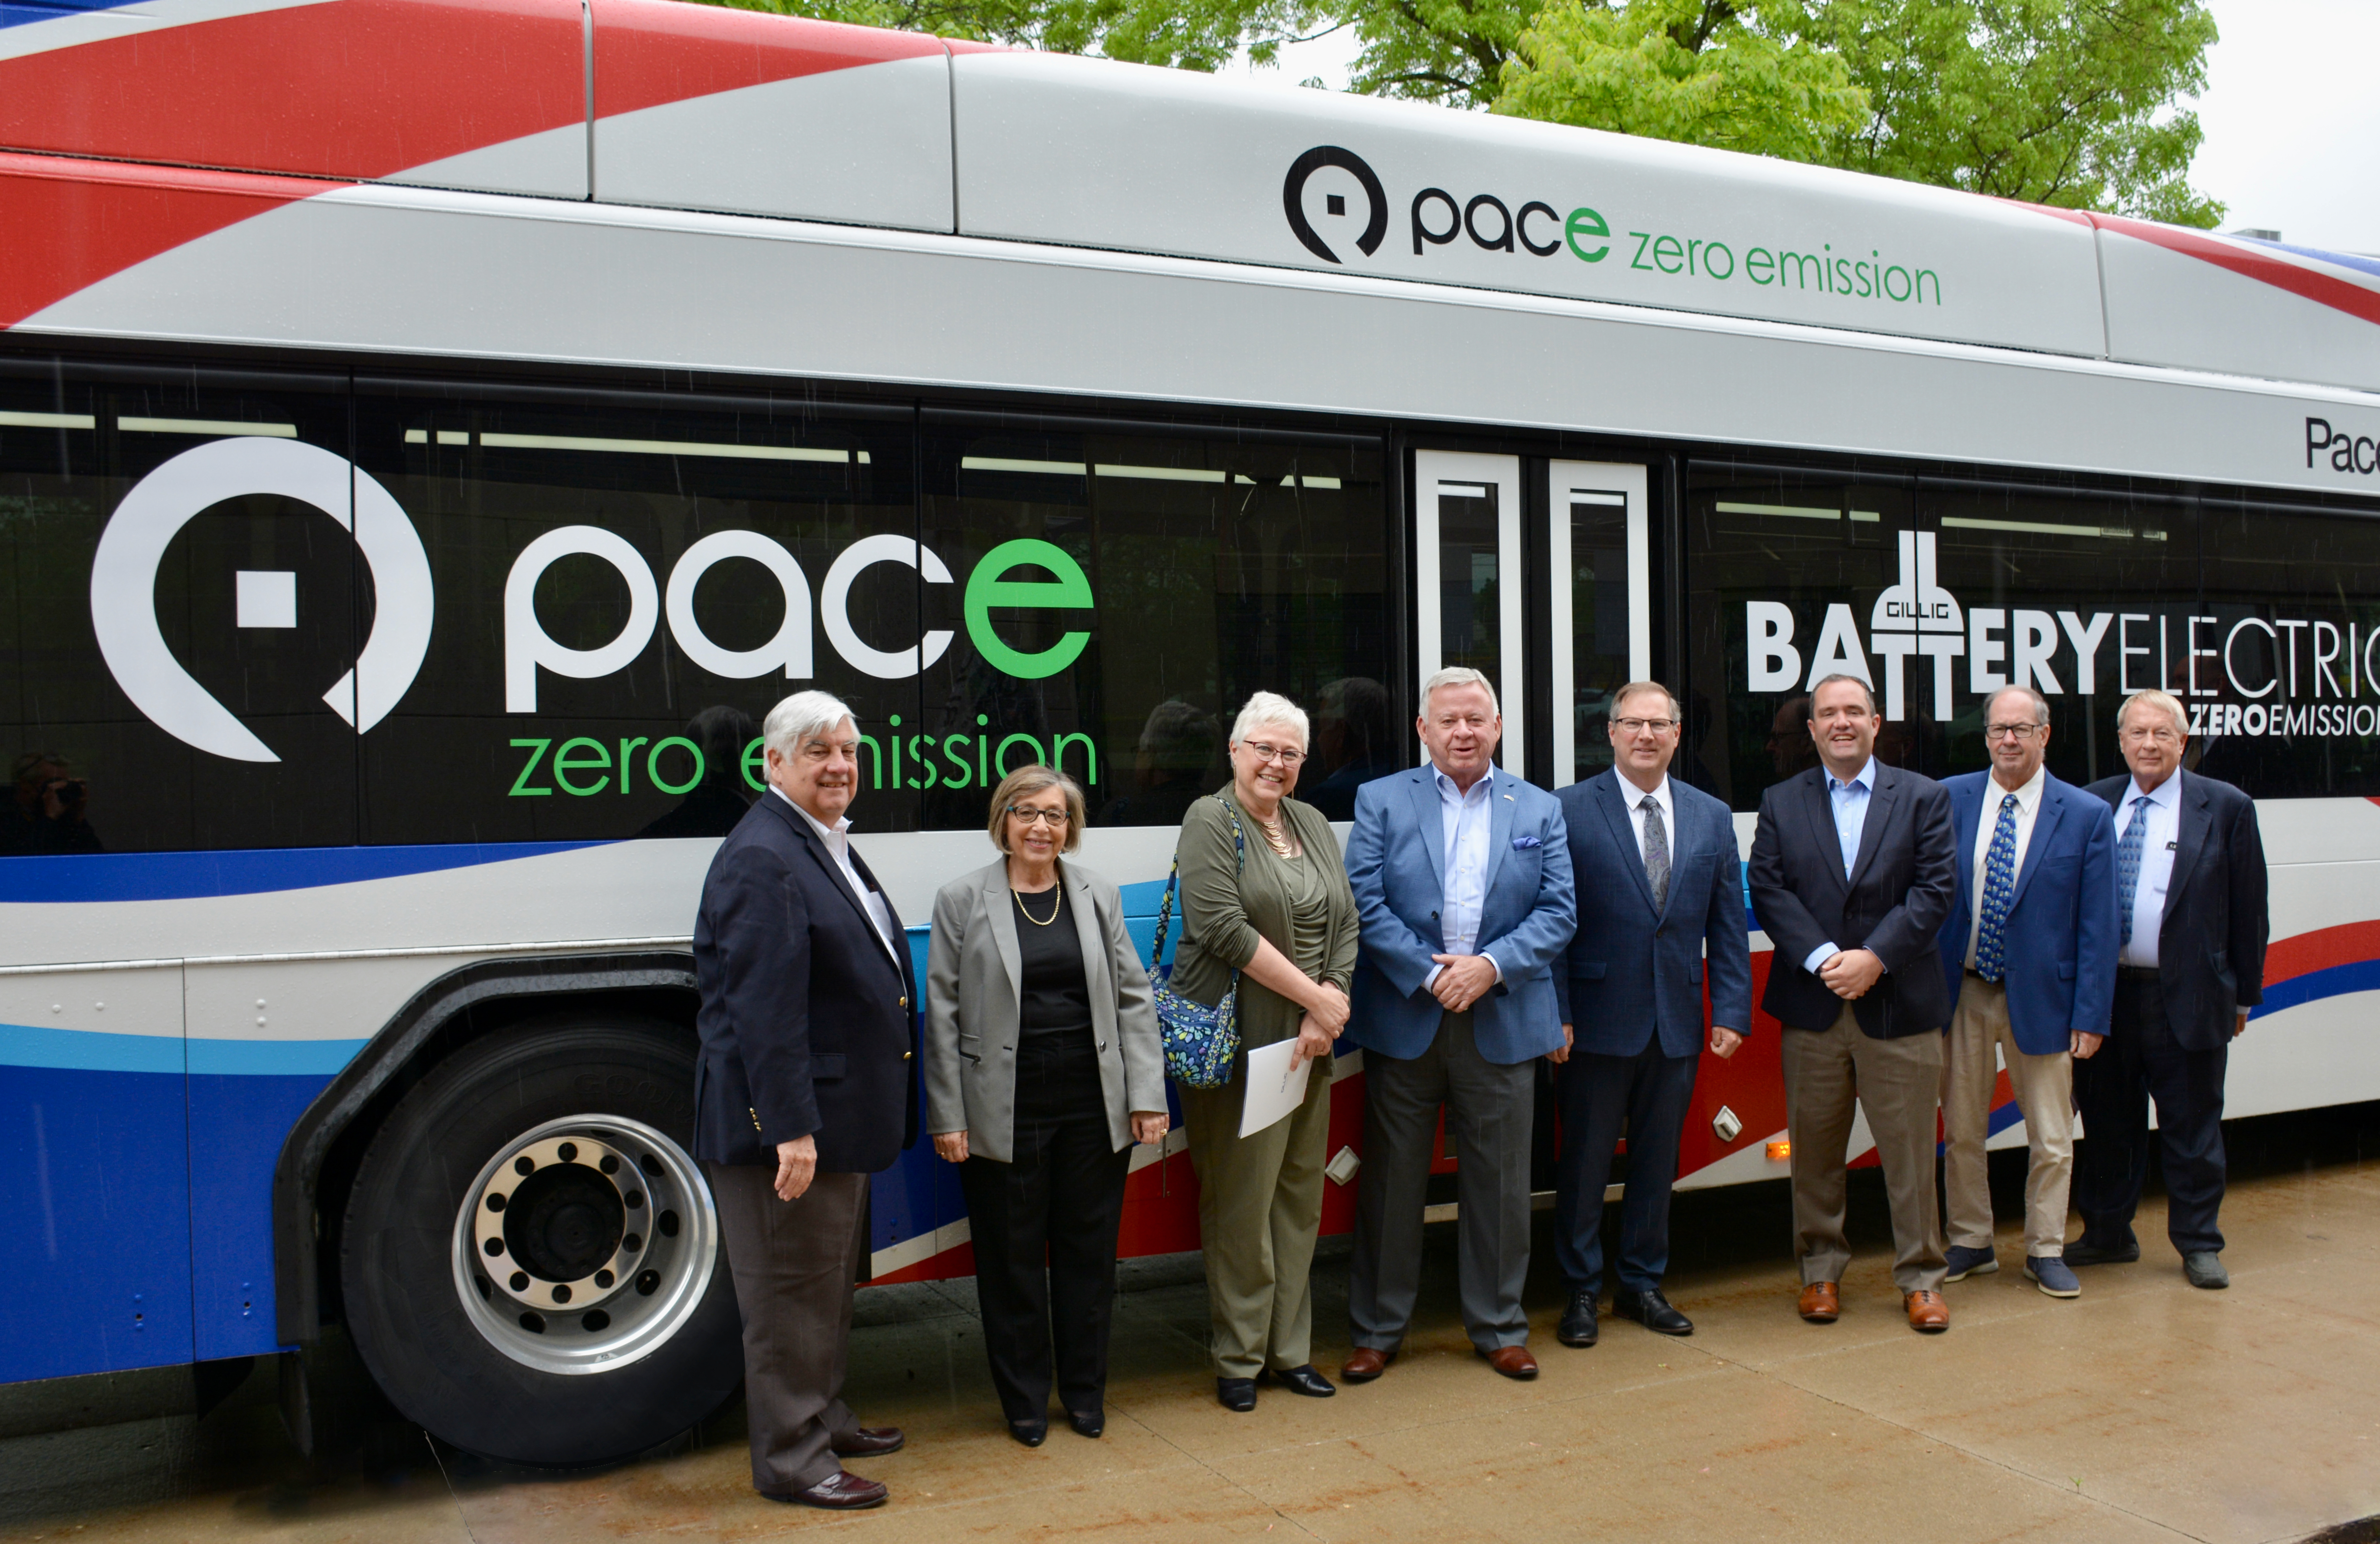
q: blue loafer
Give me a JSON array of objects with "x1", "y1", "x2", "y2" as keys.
[
  {"x1": 1943, "y1": 1244, "x2": 1998, "y2": 1283},
  {"x1": 2024, "y1": 1256, "x2": 2081, "y2": 1298}
]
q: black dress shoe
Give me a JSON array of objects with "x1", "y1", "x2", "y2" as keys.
[
  {"x1": 769, "y1": 1471, "x2": 887, "y2": 1509},
  {"x1": 1557, "y1": 1288, "x2": 1599, "y2": 1347},
  {"x1": 1215, "y1": 1377, "x2": 1257, "y2": 1412},
  {"x1": 1007, "y1": 1417, "x2": 1048, "y2": 1447},
  {"x1": 1613, "y1": 1288, "x2": 1693, "y2": 1336},
  {"x1": 2065, "y1": 1240, "x2": 2142, "y2": 1267},
  {"x1": 1263, "y1": 1364, "x2": 1337, "y2": 1397},
  {"x1": 1066, "y1": 1407, "x2": 1104, "y2": 1438},
  {"x1": 830, "y1": 1426, "x2": 905, "y2": 1457}
]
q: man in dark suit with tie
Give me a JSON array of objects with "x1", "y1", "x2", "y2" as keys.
[
  {"x1": 1931, "y1": 685, "x2": 2118, "y2": 1301},
  {"x1": 1747, "y1": 674, "x2": 1958, "y2": 1332},
  {"x1": 693, "y1": 690, "x2": 918, "y2": 1509},
  {"x1": 2073, "y1": 688, "x2": 2268, "y2": 1289},
  {"x1": 1547, "y1": 682, "x2": 1751, "y2": 1348}
]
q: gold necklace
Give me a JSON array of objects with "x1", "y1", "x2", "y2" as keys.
[
  {"x1": 1013, "y1": 884, "x2": 1061, "y2": 926},
  {"x1": 1254, "y1": 811, "x2": 1296, "y2": 858}
]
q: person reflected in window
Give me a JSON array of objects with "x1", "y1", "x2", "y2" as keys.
[
  {"x1": 1171, "y1": 692, "x2": 1359, "y2": 1412},
  {"x1": 637, "y1": 706, "x2": 758, "y2": 839},
  {"x1": 1097, "y1": 698, "x2": 1221, "y2": 828},
  {"x1": 2, "y1": 753, "x2": 101, "y2": 855},
  {"x1": 1766, "y1": 695, "x2": 1819, "y2": 780},
  {"x1": 923, "y1": 767, "x2": 1168, "y2": 1446},
  {"x1": 1301, "y1": 677, "x2": 1402, "y2": 821}
]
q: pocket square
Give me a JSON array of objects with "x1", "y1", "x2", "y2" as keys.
[{"x1": 1511, "y1": 835, "x2": 1542, "y2": 849}]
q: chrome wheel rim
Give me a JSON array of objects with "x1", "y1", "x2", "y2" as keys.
[{"x1": 450, "y1": 1113, "x2": 717, "y2": 1375}]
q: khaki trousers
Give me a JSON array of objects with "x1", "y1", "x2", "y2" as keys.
[
  {"x1": 1941, "y1": 977, "x2": 2075, "y2": 1259},
  {"x1": 1179, "y1": 1044, "x2": 1332, "y2": 1379},
  {"x1": 1780, "y1": 1005, "x2": 1946, "y2": 1295}
]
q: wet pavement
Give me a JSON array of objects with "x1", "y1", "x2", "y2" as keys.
[{"x1": 4, "y1": 1102, "x2": 2376, "y2": 1544}]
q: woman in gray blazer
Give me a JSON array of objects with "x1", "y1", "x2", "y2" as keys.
[{"x1": 924, "y1": 766, "x2": 1167, "y2": 1447}]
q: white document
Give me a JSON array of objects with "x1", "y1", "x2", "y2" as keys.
[{"x1": 1238, "y1": 1037, "x2": 1314, "y2": 1138}]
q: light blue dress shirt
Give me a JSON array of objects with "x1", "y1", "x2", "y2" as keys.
[
  {"x1": 2117, "y1": 769, "x2": 2184, "y2": 969},
  {"x1": 1802, "y1": 756, "x2": 1879, "y2": 977},
  {"x1": 1429, "y1": 763, "x2": 1502, "y2": 988}
]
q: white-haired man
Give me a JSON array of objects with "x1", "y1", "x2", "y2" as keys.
[
  {"x1": 693, "y1": 690, "x2": 918, "y2": 1509},
  {"x1": 1342, "y1": 667, "x2": 1575, "y2": 1383}
]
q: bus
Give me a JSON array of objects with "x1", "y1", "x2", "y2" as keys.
[{"x1": 4, "y1": 0, "x2": 2377, "y2": 1470}]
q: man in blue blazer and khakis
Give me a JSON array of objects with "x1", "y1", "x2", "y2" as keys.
[
  {"x1": 1341, "y1": 667, "x2": 1575, "y2": 1384},
  {"x1": 1548, "y1": 682, "x2": 1750, "y2": 1348},
  {"x1": 1932, "y1": 684, "x2": 2118, "y2": 1301}
]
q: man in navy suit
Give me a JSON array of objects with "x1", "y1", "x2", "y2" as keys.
[
  {"x1": 693, "y1": 690, "x2": 918, "y2": 1510},
  {"x1": 1547, "y1": 682, "x2": 1751, "y2": 1348},
  {"x1": 2073, "y1": 688, "x2": 2268, "y2": 1289},
  {"x1": 1341, "y1": 667, "x2": 1575, "y2": 1384},
  {"x1": 1932, "y1": 685, "x2": 2118, "y2": 1301},
  {"x1": 1748, "y1": 674, "x2": 1959, "y2": 1332}
]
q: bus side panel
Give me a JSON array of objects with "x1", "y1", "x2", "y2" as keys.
[
  {"x1": 0, "y1": 968, "x2": 193, "y2": 1382},
  {"x1": 185, "y1": 1067, "x2": 343, "y2": 1360}
]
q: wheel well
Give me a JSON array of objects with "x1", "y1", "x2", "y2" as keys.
[{"x1": 273, "y1": 952, "x2": 699, "y2": 1346}]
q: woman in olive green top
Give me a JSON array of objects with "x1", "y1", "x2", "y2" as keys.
[{"x1": 1170, "y1": 691, "x2": 1361, "y2": 1411}]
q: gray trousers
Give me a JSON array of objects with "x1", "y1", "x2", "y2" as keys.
[
  {"x1": 1779, "y1": 1005, "x2": 1947, "y2": 1295},
  {"x1": 1349, "y1": 1010, "x2": 1536, "y2": 1352},
  {"x1": 704, "y1": 1163, "x2": 867, "y2": 1494}
]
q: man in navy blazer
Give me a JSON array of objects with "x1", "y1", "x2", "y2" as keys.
[
  {"x1": 1548, "y1": 683, "x2": 1751, "y2": 1349},
  {"x1": 693, "y1": 690, "x2": 918, "y2": 1510},
  {"x1": 1748, "y1": 674, "x2": 1959, "y2": 1332},
  {"x1": 2072, "y1": 689, "x2": 2268, "y2": 1289},
  {"x1": 1341, "y1": 667, "x2": 1575, "y2": 1384},
  {"x1": 1931, "y1": 685, "x2": 2117, "y2": 1302}
]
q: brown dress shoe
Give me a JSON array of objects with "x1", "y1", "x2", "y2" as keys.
[
  {"x1": 1904, "y1": 1290, "x2": 1950, "y2": 1332},
  {"x1": 1341, "y1": 1346, "x2": 1396, "y2": 1382},
  {"x1": 1479, "y1": 1345, "x2": 1539, "y2": 1380},
  {"x1": 831, "y1": 1427, "x2": 905, "y2": 1457},
  {"x1": 772, "y1": 1471, "x2": 887, "y2": 1510},
  {"x1": 1797, "y1": 1281, "x2": 1840, "y2": 1323}
]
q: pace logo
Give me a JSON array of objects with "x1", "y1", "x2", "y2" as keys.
[
  {"x1": 89, "y1": 438, "x2": 434, "y2": 763},
  {"x1": 1282, "y1": 145, "x2": 1388, "y2": 265}
]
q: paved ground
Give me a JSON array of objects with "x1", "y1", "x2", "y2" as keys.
[{"x1": 4, "y1": 1103, "x2": 2377, "y2": 1544}]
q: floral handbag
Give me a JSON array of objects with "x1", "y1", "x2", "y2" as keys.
[{"x1": 1147, "y1": 796, "x2": 1246, "y2": 1089}]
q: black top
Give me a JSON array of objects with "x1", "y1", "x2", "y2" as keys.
[{"x1": 1013, "y1": 883, "x2": 1094, "y2": 1037}]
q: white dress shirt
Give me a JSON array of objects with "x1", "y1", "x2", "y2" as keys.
[
  {"x1": 1803, "y1": 757, "x2": 1880, "y2": 977},
  {"x1": 775, "y1": 787, "x2": 898, "y2": 959},
  {"x1": 1622, "y1": 772, "x2": 1674, "y2": 875},
  {"x1": 1430, "y1": 763, "x2": 1503, "y2": 987},
  {"x1": 2116, "y1": 770, "x2": 2184, "y2": 969},
  {"x1": 1964, "y1": 763, "x2": 2047, "y2": 969}
]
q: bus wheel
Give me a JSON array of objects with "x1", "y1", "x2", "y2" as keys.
[{"x1": 340, "y1": 1017, "x2": 742, "y2": 1466}]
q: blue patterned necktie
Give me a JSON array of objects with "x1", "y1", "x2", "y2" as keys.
[
  {"x1": 1973, "y1": 793, "x2": 2020, "y2": 982},
  {"x1": 2117, "y1": 795, "x2": 2150, "y2": 946}
]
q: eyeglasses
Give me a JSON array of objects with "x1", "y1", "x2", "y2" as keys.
[
  {"x1": 1242, "y1": 741, "x2": 1307, "y2": 766},
  {"x1": 1006, "y1": 806, "x2": 1071, "y2": 827},
  {"x1": 1982, "y1": 723, "x2": 2043, "y2": 741},
  {"x1": 1612, "y1": 716, "x2": 1679, "y2": 735},
  {"x1": 2119, "y1": 726, "x2": 2181, "y2": 745}
]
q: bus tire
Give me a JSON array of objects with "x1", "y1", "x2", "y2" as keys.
[{"x1": 340, "y1": 1017, "x2": 743, "y2": 1466}]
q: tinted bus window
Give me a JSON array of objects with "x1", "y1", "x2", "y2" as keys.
[{"x1": 918, "y1": 427, "x2": 1391, "y2": 828}]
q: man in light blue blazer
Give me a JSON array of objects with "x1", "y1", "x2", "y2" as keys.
[
  {"x1": 1340, "y1": 667, "x2": 1575, "y2": 1384},
  {"x1": 1549, "y1": 682, "x2": 1751, "y2": 1350},
  {"x1": 1933, "y1": 684, "x2": 2118, "y2": 1300}
]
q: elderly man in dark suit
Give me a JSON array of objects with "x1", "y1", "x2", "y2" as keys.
[
  {"x1": 693, "y1": 689, "x2": 918, "y2": 1510},
  {"x1": 2073, "y1": 688, "x2": 2268, "y2": 1289},
  {"x1": 1748, "y1": 673, "x2": 1958, "y2": 1332},
  {"x1": 1547, "y1": 681, "x2": 1750, "y2": 1349}
]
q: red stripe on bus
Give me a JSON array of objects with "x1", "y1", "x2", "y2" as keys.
[
  {"x1": 0, "y1": 154, "x2": 338, "y2": 330},
  {"x1": 0, "y1": 0, "x2": 584, "y2": 183},
  {"x1": 2262, "y1": 918, "x2": 2380, "y2": 988},
  {"x1": 2090, "y1": 213, "x2": 2380, "y2": 329},
  {"x1": 591, "y1": 0, "x2": 944, "y2": 121}
]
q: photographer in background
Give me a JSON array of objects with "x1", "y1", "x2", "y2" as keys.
[{"x1": 4, "y1": 752, "x2": 101, "y2": 855}]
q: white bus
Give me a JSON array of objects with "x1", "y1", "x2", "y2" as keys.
[{"x1": 2, "y1": 0, "x2": 2376, "y2": 1467}]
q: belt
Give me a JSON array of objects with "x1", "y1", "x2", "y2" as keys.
[
  {"x1": 2118, "y1": 965, "x2": 2161, "y2": 982},
  {"x1": 1962, "y1": 968, "x2": 2002, "y2": 983}
]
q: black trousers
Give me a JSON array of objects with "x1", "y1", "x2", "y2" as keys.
[
  {"x1": 957, "y1": 1028, "x2": 1132, "y2": 1423},
  {"x1": 1552, "y1": 1035, "x2": 1699, "y2": 1295},
  {"x1": 2073, "y1": 971, "x2": 2229, "y2": 1256}
]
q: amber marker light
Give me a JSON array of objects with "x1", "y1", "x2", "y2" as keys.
[{"x1": 1766, "y1": 1140, "x2": 1792, "y2": 1161}]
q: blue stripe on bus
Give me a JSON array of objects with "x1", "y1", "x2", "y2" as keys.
[
  {"x1": 0, "y1": 0, "x2": 142, "y2": 27},
  {"x1": 0, "y1": 1023, "x2": 367, "y2": 1075},
  {"x1": 2251, "y1": 958, "x2": 2380, "y2": 1019},
  {"x1": 0, "y1": 840, "x2": 608, "y2": 903}
]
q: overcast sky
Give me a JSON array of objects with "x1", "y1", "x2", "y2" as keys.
[{"x1": 1236, "y1": 0, "x2": 2380, "y2": 256}]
